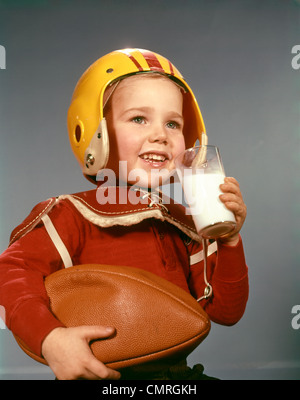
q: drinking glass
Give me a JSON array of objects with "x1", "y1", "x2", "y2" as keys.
[{"x1": 175, "y1": 145, "x2": 236, "y2": 239}]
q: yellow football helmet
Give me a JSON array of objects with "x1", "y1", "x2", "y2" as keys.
[{"x1": 67, "y1": 48, "x2": 206, "y2": 182}]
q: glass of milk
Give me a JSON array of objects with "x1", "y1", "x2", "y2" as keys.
[{"x1": 175, "y1": 145, "x2": 236, "y2": 239}]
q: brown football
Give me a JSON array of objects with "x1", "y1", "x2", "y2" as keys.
[{"x1": 14, "y1": 264, "x2": 210, "y2": 371}]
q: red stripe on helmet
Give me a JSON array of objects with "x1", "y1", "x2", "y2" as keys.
[
  {"x1": 127, "y1": 54, "x2": 143, "y2": 71},
  {"x1": 118, "y1": 49, "x2": 143, "y2": 71},
  {"x1": 168, "y1": 60, "x2": 175, "y2": 76},
  {"x1": 119, "y1": 49, "x2": 174, "y2": 75},
  {"x1": 140, "y1": 50, "x2": 164, "y2": 73}
]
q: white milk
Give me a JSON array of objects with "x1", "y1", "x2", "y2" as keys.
[{"x1": 181, "y1": 172, "x2": 236, "y2": 237}]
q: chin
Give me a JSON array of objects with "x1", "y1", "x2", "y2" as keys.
[{"x1": 129, "y1": 169, "x2": 173, "y2": 190}]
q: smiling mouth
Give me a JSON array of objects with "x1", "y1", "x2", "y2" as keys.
[{"x1": 139, "y1": 153, "x2": 168, "y2": 162}]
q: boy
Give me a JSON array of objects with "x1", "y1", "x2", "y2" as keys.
[{"x1": 0, "y1": 49, "x2": 248, "y2": 380}]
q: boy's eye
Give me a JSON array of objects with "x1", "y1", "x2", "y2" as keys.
[
  {"x1": 132, "y1": 116, "x2": 145, "y2": 124},
  {"x1": 167, "y1": 121, "x2": 180, "y2": 129}
]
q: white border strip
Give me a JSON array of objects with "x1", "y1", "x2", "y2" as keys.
[
  {"x1": 190, "y1": 241, "x2": 218, "y2": 265},
  {"x1": 41, "y1": 215, "x2": 73, "y2": 268}
]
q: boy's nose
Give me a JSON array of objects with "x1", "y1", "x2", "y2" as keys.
[{"x1": 148, "y1": 126, "x2": 168, "y2": 145}]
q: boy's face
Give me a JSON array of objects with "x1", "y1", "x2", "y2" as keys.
[{"x1": 105, "y1": 75, "x2": 185, "y2": 188}]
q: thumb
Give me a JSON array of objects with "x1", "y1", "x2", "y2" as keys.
[{"x1": 79, "y1": 325, "x2": 116, "y2": 343}]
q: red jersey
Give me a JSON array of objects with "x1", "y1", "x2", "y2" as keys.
[{"x1": 0, "y1": 187, "x2": 248, "y2": 356}]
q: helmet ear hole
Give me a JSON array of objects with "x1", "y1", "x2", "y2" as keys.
[{"x1": 75, "y1": 125, "x2": 81, "y2": 143}]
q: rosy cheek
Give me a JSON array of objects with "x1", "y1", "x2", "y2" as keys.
[
  {"x1": 117, "y1": 144, "x2": 138, "y2": 169},
  {"x1": 174, "y1": 136, "x2": 186, "y2": 156}
]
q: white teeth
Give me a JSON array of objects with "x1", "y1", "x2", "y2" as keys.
[{"x1": 141, "y1": 153, "x2": 166, "y2": 162}]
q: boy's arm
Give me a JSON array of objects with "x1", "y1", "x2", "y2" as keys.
[
  {"x1": 0, "y1": 200, "x2": 82, "y2": 356},
  {"x1": 0, "y1": 238, "x2": 65, "y2": 356},
  {"x1": 188, "y1": 235, "x2": 249, "y2": 325}
]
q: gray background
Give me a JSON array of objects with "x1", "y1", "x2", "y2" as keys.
[{"x1": 0, "y1": 0, "x2": 299, "y2": 380}]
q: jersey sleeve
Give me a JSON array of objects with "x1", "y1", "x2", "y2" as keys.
[
  {"x1": 0, "y1": 199, "x2": 84, "y2": 356},
  {"x1": 187, "y1": 236, "x2": 249, "y2": 325}
]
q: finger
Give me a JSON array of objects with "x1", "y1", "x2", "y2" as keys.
[
  {"x1": 222, "y1": 176, "x2": 241, "y2": 189},
  {"x1": 72, "y1": 327, "x2": 121, "y2": 380},
  {"x1": 219, "y1": 193, "x2": 243, "y2": 205},
  {"x1": 219, "y1": 193, "x2": 246, "y2": 216},
  {"x1": 224, "y1": 176, "x2": 240, "y2": 186},
  {"x1": 220, "y1": 182, "x2": 241, "y2": 196},
  {"x1": 219, "y1": 189, "x2": 243, "y2": 204},
  {"x1": 71, "y1": 366, "x2": 121, "y2": 381},
  {"x1": 222, "y1": 201, "x2": 241, "y2": 214},
  {"x1": 219, "y1": 193, "x2": 245, "y2": 210},
  {"x1": 84, "y1": 358, "x2": 121, "y2": 380},
  {"x1": 79, "y1": 325, "x2": 116, "y2": 342},
  {"x1": 82, "y1": 327, "x2": 120, "y2": 380},
  {"x1": 221, "y1": 202, "x2": 247, "y2": 226}
]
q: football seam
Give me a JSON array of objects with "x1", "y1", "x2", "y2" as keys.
[
  {"x1": 106, "y1": 326, "x2": 211, "y2": 367},
  {"x1": 59, "y1": 267, "x2": 209, "y2": 323}
]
